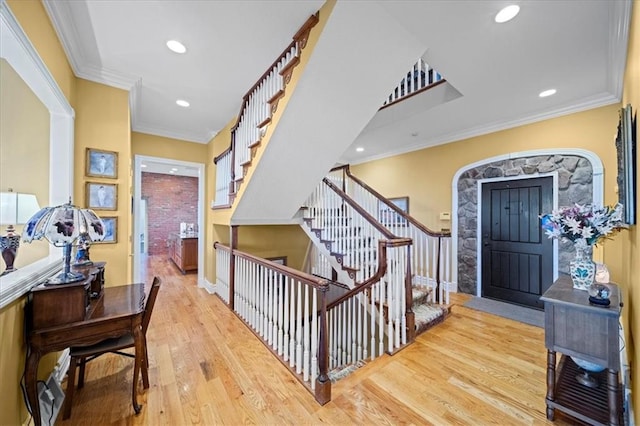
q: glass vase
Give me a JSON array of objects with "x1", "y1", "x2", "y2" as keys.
[{"x1": 570, "y1": 246, "x2": 595, "y2": 290}]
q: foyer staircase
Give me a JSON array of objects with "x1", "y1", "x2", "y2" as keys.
[
  {"x1": 300, "y1": 175, "x2": 451, "y2": 342},
  {"x1": 212, "y1": 3, "x2": 454, "y2": 407}
]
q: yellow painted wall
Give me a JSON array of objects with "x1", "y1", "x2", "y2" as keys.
[
  {"x1": 6, "y1": 0, "x2": 76, "y2": 104},
  {"x1": 74, "y1": 79, "x2": 131, "y2": 286},
  {"x1": 622, "y1": 1, "x2": 640, "y2": 422},
  {"x1": 0, "y1": 59, "x2": 50, "y2": 271},
  {"x1": 237, "y1": 225, "x2": 310, "y2": 270},
  {"x1": 131, "y1": 132, "x2": 208, "y2": 163},
  {"x1": 1, "y1": 3, "x2": 77, "y2": 424},
  {"x1": 207, "y1": 118, "x2": 235, "y2": 283},
  {"x1": 352, "y1": 105, "x2": 624, "y2": 278}
]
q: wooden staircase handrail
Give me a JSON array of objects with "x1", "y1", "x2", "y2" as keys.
[
  {"x1": 331, "y1": 164, "x2": 451, "y2": 238},
  {"x1": 321, "y1": 178, "x2": 397, "y2": 240},
  {"x1": 230, "y1": 13, "x2": 319, "y2": 133},
  {"x1": 325, "y1": 238, "x2": 411, "y2": 311},
  {"x1": 214, "y1": 241, "x2": 330, "y2": 291}
]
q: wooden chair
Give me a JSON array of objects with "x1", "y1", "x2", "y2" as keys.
[{"x1": 63, "y1": 277, "x2": 161, "y2": 419}]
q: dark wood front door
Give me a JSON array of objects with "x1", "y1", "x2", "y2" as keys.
[{"x1": 481, "y1": 177, "x2": 553, "y2": 309}]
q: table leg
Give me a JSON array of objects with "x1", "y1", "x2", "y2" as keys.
[
  {"x1": 132, "y1": 324, "x2": 143, "y2": 414},
  {"x1": 25, "y1": 350, "x2": 42, "y2": 426},
  {"x1": 545, "y1": 350, "x2": 556, "y2": 420},
  {"x1": 607, "y1": 368, "x2": 620, "y2": 425}
]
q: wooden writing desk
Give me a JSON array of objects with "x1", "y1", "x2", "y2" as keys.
[{"x1": 25, "y1": 283, "x2": 146, "y2": 426}]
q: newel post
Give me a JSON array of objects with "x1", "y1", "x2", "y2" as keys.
[
  {"x1": 404, "y1": 244, "x2": 415, "y2": 342},
  {"x1": 314, "y1": 286, "x2": 331, "y2": 405},
  {"x1": 229, "y1": 225, "x2": 238, "y2": 310}
]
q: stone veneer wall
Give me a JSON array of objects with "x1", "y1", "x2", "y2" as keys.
[{"x1": 457, "y1": 154, "x2": 593, "y2": 295}]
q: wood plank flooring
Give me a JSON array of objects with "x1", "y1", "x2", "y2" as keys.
[{"x1": 58, "y1": 255, "x2": 581, "y2": 425}]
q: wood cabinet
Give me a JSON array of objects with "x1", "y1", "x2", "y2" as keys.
[
  {"x1": 28, "y1": 263, "x2": 106, "y2": 329},
  {"x1": 541, "y1": 276, "x2": 622, "y2": 425},
  {"x1": 168, "y1": 233, "x2": 197, "y2": 274}
]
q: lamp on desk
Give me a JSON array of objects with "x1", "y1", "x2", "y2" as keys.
[
  {"x1": 0, "y1": 190, "x2": 41, "y2": 276},
  {"x1": 23, "y1": 199, "x2": 106, "y2": 284}
]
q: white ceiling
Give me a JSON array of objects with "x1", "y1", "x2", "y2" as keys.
[{"x1": 43, "y1": 0, "x2": 631, "y2": 166}]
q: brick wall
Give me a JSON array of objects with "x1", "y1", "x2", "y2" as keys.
[{"x1": 142, "y1": 172, "x2": 198, "y2": 256}]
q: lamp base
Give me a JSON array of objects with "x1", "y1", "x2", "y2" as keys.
[
  {"x1": 0, "y1": 232, "x2": 21, "y2": 276},
  {"x1": 47, "y1": 272, "x2": 86, "y2": 285}
]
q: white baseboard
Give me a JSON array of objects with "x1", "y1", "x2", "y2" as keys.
[{"x1": 201, "y1": 278, "x2": 216, "y2": 294}]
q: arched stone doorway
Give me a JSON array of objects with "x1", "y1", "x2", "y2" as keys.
[{"x1": 451, "y1": 149, "x2": 604, "y2": 297}]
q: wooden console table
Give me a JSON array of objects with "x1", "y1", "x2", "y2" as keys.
[
  {"x1": 25, "y1": 283, "x2": 146, "y2": 426},
  {"x1": 541, "y1": 276, "x2": 622, "y2": 425}
]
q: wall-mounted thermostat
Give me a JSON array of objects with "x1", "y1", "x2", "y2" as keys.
[{"x1": 439, "y1": 212, "x2": 451, "y2": 221}]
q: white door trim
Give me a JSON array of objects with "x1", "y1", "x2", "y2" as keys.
[{"x1": 133, "y1": 155, "x2": 205, "y2": 287}]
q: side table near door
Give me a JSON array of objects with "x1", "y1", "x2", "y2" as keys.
[{"x1": 541, "y1": 276, "x2": 623, "y2": 425}]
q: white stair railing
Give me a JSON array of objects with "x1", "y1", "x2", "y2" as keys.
[
  {"x1": 212, "y1": 149, "x2": 232, "y2": 207},
  {"x1": 213, "y1": 243, "x2": 331, "y2": 404},
  {"x1": 383, "y1": 57, "x2": 444, "y2": 107},
  {"x1": 328, "y1": 166, "x2": 453, "y2": 304},
  {"x1": 212, "y1": 15, "x2": 318, "y2": 206}
]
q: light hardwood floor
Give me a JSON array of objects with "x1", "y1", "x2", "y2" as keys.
[{"x1": 58, "y1": 255, "x2": 580, "y2": 425}]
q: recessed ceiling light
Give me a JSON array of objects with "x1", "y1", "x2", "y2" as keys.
[
  {"x1": 141, "y1": 164, "x2": 147, "y2": 168},
  {"x1": 171, "y1": 168, "x2": 178, "y2": 171},
  {"x1": 495, "y1": 5, "x2": 520, "y2": 23},
  {"x1": 176, "y1": 99, "x2": 190, "y2": 107},
  {"x1": 539, "y1": 89, "x2": 557, "y2": 98},
  {"x1": 166, "y1": 40, "x2": 186, "y2": 54},
  {"x1": 356, "y1": 147, "x2": 364, "y2": 152}
]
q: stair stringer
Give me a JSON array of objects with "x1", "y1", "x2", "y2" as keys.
[{"x1": 298, "y1": 218, "x2": 355, "y2": 288}]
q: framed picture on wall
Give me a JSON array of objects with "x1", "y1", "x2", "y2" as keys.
[
  {"x1": 615, "y1": 104, "x2": 637, "y2": 225},
  {"x1": 86, "y1": 182, "x2": 118, "y2": 210},
  {"x1": 86, "y1": 148, "x2": 118, "y2": 179},
  {"x1": 379, "y1": 196, "x2": 409, "y2": 226},
  {"x1": 95, "y1": 216, "x2": 117, "y2": 243}
]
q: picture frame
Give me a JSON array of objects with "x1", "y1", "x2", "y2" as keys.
[
  {"x1": 379, "y1": 196, "x2": 409, "y2": 226},
  {"x1": 615, "y1": 104, "x2": 637, "y2": 225},
  {"x1": 95, "y1": 216, "x2": 117, "y2": 244},
  {"x1": 86, "y1": 182, "x2": 118, "y2": 210},
  {"x1": 86, "y1": 148, "x2": 118, "y2": 179}
]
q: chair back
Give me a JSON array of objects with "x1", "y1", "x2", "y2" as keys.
[{"x1": 142, "y1": 277, "x2": 161, "y2": 334}]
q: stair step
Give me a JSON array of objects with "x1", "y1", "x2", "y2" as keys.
[{"x1": 413, "y1": 303, "x2": 450, "y2": 335}]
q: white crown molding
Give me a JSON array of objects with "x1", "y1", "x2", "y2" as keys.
[
  {"x1": 349, "y1": 92, "x2": 620, "y2": 165},
  {"x1": 76, "y1": 63, "x2": 140, "y2": 90},
  {"x1": 608, "y1": 0, "x2": 632, "y2": 100},
  {"x1": 133, "y1": 122, "x2": 215, "y2": 144},
  {"x1": 1, "y1": 2, "x2": 73, "y2": 118},
  {"x1": 43, "y1": 0, "x2": 139, "y2": 91},
  {"x1": 42, "y1": 0, "x2": 83, "y2": 78},
  {"x1": 129, "y1": 78, "x2": 142, "y2": 129}
]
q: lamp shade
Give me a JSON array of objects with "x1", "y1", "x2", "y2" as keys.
[
  {"x1": 0, "y1": 192, "x2": 41, "y2": 225},
  {"x1": 23, "y1": 201, "x2": 106, "y2": 246}
]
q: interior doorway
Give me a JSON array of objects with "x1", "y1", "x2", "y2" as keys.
[
  {"x1": 133, "y1": 155, "x2": 205, "y2": 286},
  {"x1": 480, "y1": 176, "x2": 554, "y2": 309}
]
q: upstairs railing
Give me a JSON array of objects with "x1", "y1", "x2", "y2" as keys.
[
  {"x1": 212, "y1": 14, "x2": 319, "y2": 208},
  {"x1": 328, "y1": 165, "x2": 453, "y2": 304},
  {"x1": 382, "y1": 57, "x2": 444, "y2": 108}
]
